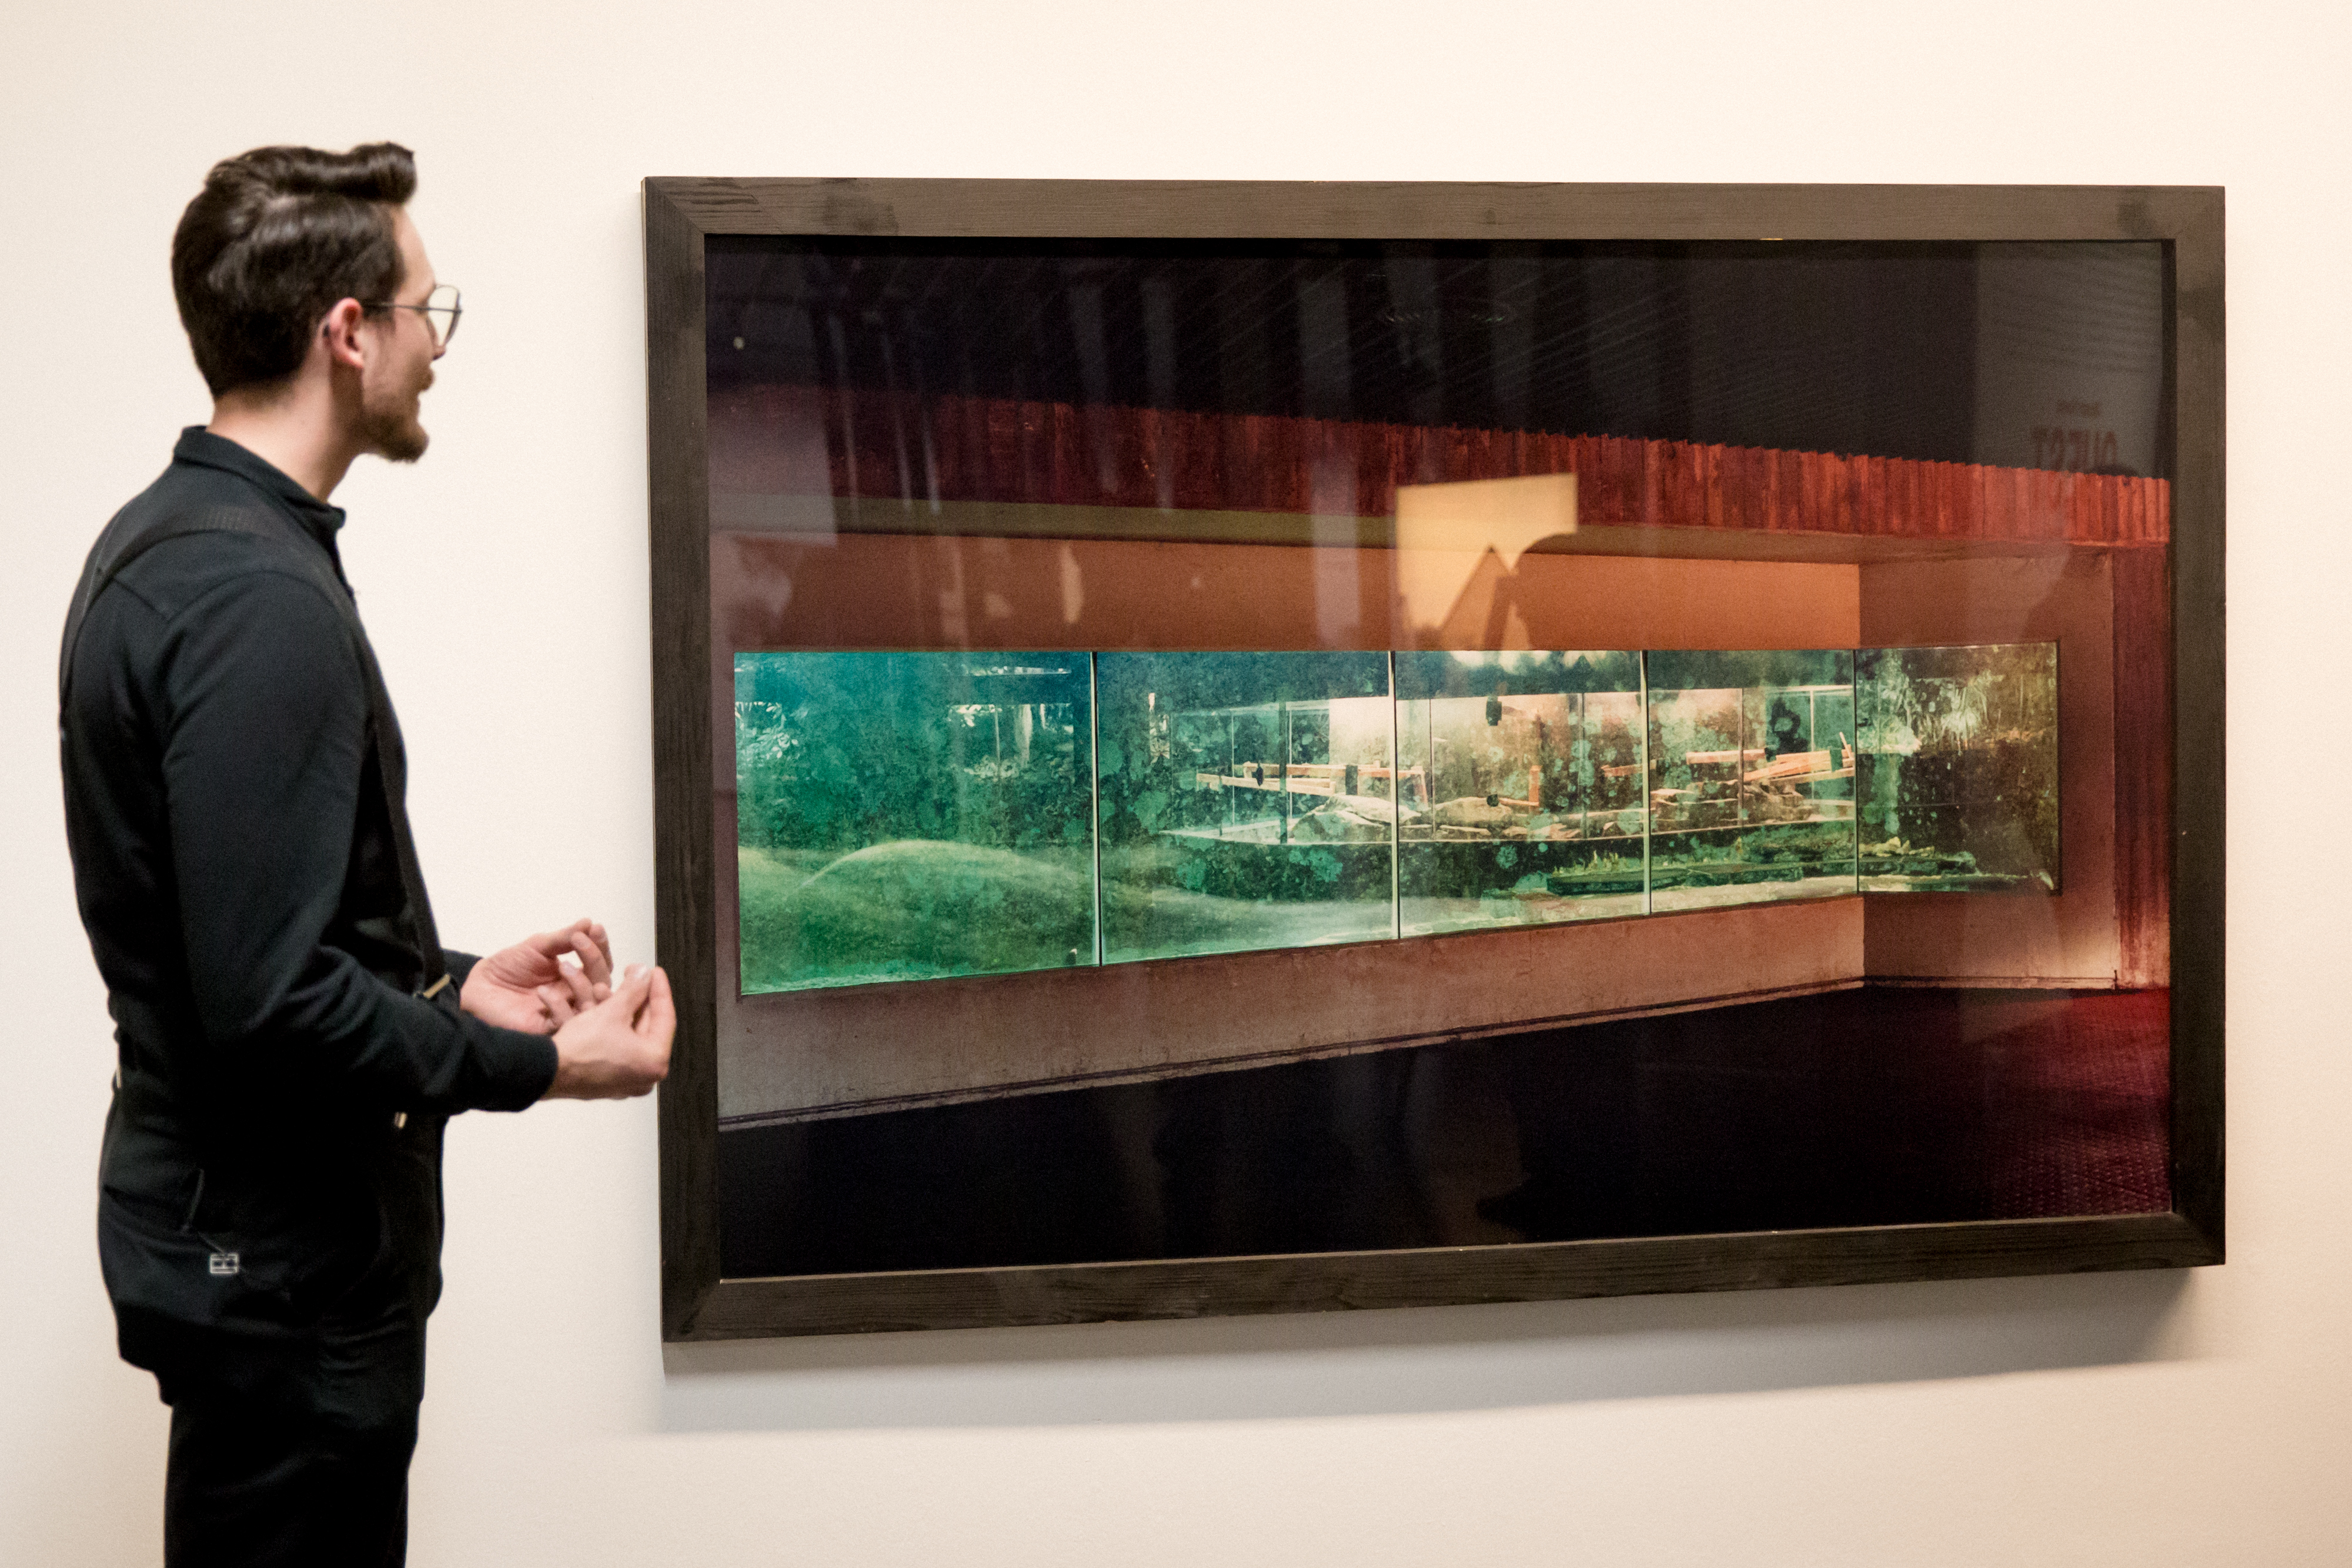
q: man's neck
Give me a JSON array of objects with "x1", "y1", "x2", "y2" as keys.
[{"x1": 207, "y1": 382, "x2": 360, "y2": 502}]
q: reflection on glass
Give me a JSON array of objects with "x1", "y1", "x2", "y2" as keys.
[
  {"x1": 733, "y1": 651, "x2": 1095, "y2": 992},
  {"x1": 1395, "y1": 651, "x2": 1645, "y2": 935},
  {"x1": 1856, "y1": 643, "x2": 2060, "y2": 892},
  {"x1": 1097, "y1": 652, "x2": 1394, "y2": 962},
  {"x1": 1645, "y1": 651, "x2": 1857, "y2": 912}
]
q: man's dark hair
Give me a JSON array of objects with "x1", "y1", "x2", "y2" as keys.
[{"x1": 171, "y1": 142, "x2": 416, "y2": 396}]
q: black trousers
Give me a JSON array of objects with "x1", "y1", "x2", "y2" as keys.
[
  {"x1": 101, "y1": 1107, "x2": 445, "y2": 1568},
  {"x1": 153, "y1": 1271, "x2": 425, "y2": 1567}
]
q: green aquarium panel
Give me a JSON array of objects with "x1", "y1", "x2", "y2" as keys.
[
  {"x1": 1855, "y1": 643, "x2": 2060, "y2": 893},
  {"x1": 1394, "y1": 651, "x2": 1646, "y2": 935},
  {"x1": 1644, "y1": 650, "x2": 1858, "y2": 913},
  {"x1": 728, "y1": 642, "x2": 2061, "y2": 997},
  {"x1": 733, "y1": 651, "x2": 1097, "y2": 992},
  {"x1": 1095, "y1": 651, "x2": 1395, "y2": 963}
]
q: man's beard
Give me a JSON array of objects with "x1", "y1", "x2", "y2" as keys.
[{"x1": 361, "y1": 370, "x2": 432, "y2": 463}]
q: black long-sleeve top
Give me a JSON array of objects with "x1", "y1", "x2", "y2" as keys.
[{"x1": 61, "y1": 430, "x2": 556, "y2": 1194}]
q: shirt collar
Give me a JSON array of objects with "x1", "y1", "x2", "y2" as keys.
[{"x1": 170, "y1": 427, "x2": 350, "y2": 562}]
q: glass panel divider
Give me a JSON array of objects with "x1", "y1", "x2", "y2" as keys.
[
  {"x1": 1388, "y1": 650, "x2": 1402, "y2": 942},
  {"x1": 1639, "y1": 650, "x2": 1654, "y2": 917},
  {"x1": 1846, "y1": 673, "x2": 1861, "y2": 897},
  {"x1": 1089, "y1": 651, "x2": 1104, "y2": 968}
]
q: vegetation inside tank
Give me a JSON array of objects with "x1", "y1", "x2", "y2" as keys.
[
  {"x1": 1645, "y1": 650, "x2": 1858, "y2": 911},
  {"x1": 734, "y1": 651, "x2": 1097, "y2": 993},
  {"x1": 1094, "y1": 651, "x2": 1395, "y2": 963},
  {"x1": 1394, "y1": 650, "x2": 1647, "y2": 934},
  {"x1": 731, "y1": 641, "x2": 2061, "y2": 995},
  {"x1": 1855, "y1": 643, "x2": 2060, "y2": 892}
]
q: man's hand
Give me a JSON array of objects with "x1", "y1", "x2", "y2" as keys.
[
  {"x1": 543, "y1": 964, "x2": 674, "y2": 1101},
  {"x1": 459, "y1": 918, "x2": 614, "y2": 1034}
]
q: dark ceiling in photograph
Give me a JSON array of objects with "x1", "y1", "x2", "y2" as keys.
[{"x1": 707, "y1": 238, "x2": 2167, "y2": 477}]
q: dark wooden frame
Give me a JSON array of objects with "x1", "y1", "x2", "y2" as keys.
[{"x1": 645, "y1": 179, "x2": 2224, "y2": 1340}]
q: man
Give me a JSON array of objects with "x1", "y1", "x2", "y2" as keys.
[{"x1": 58, "y1": 142, "x2": 673, "y2": 1565}]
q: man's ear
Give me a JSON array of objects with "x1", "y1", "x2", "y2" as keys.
[{"x1": 318, "y1": 297, "x2": 370, "y2": 373}]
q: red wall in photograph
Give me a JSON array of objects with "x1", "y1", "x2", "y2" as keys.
[{"x1": 710, "y1": 385, "x2": 2171, "y2": 547}]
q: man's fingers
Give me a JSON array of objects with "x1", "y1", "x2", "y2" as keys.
[
  {"x1": 585, "y1": 920, "x2": 614, "y2": 977},
  {"x1": 522, "y1": 917, "x2": 604, "y2": 961},
  {"x1": 542, "y1": 962, "x2": 671, "y2": 1099},
  {"x1": 569, "y1": 927, "x2": 613, "y2": 989},
  {"x1": 557, "y1": 961, "x2": 597, "y2": 1012},
  {"x1": 599, "y1": 963, "x2": 654, "y2": 1020},
  {"x1": 636, "y1": 965, "x2": 676, "y2": 1040},
  {"x1": 535, "y1": 983, "x2": 577, "y2": 1026},
  {"x1": 523, "y1": 922, "x2": 581, "y2": 959}
]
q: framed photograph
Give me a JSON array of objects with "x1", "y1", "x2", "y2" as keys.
[{"x1": 644, "y1": 179, "x2": 2221, "y2": 1340}]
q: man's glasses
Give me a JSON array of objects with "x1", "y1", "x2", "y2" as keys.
[{"x1": 368, "y1": 283, "x2": 463, "y2": 349}]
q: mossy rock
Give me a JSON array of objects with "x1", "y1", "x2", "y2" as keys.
[{"x1": 741, "y1": 841, "x2": 1093, "y2": 991}]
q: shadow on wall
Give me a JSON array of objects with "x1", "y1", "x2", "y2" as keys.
[{"x1": 658, "y1": 1266, "x2": 2201, "y2": 1432}]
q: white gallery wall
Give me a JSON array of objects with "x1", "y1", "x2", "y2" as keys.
[{"x1": 3, "y1": 2, "x2": 2347, "y2": 1562}]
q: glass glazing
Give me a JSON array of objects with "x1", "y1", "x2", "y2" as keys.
[
  {"x1": 733, "y1": 650, "x2": 1095, "y2": 991},
  {"x1": 1394, "y1": 650, "x2": 1646, "y2": 934},
  {"x1": 1095, "y1": 651, "x2": 1394, "y2": 962},
  {"x1": 1643, "y1": 650, "x2": 1857, "y2": 912},
  {"x1": 1856, "y1": 642, "x2": 2061, "y2": 892},
  {"x1": 699, "y1": 228, "x2": 2177, "y2": 1279}
]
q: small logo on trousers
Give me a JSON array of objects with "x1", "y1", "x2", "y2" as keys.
[{"x1": 207, "y1": 1252, "x2": 240, "y2": 1276}]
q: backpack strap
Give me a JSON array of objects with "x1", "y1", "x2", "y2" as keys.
[{"x1": 62, "y1": 506, "x2": 448, "y2": 994}]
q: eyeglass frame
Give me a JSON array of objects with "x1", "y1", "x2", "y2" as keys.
[{"x1": 363, "y1": 283, "x2": 463, "y2": 348}]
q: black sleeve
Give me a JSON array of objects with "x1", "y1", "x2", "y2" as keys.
[
  {"x1": 443, "y1": 948, "x2": 482, "y2": 992},
  {"x1": 159, "y1": 570, "x2": 557, "y2": 1113}
]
